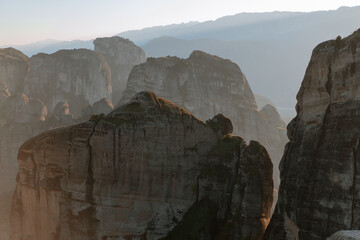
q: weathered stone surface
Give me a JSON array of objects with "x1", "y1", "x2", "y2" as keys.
[
  {"x1": 24, "y1": 49, "x2": 112, "y2": 117},
  {"x1": 94, "y1": 36, "x2": 146, "y2": 103},
  {"x1": 0, "y1": 81, "x2": 11, "y2": 105},
  {"x1": 81, "y1": 97, "x2": 114, "y2": 121},
  {"x1": 0, "y1": 48, "x2": 29, "y2": 94},
  {"x1": 118, "y1": 51, "x2": 286, "y2": 186},
  {"x1": 10, "y1": 91, "x2": 273, "y2": 240},
  {"x1": 45, "y1": 102, "x2": 75, "y2": 128},
  {"x1": 0, "y1": 93, "x2": 47, "y2": 193},
  {"x1": 264, "y1": 30, "x2": 360, "y2": 240},
  {"x1": 328, "y1": 231, "x2": 360, "y2": 240}
]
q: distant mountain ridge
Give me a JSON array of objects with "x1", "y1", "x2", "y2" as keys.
[{"x1": 2, "y1": 6, "x2": 359, "y2": 109}]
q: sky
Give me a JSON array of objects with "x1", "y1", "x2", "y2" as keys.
[{"x1": 1, "y1": 0, "x2": 360, "y2": 46}]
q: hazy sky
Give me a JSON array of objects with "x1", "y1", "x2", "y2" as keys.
[{"x1": 1, "y1": 0, "x2": 360, "y2": 45}]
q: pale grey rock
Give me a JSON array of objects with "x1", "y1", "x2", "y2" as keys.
[
  {"x1": 0, "y1": 93, "x2": 47, "y2": 193},
  {"x1": 94, "y1": 36, "x2": 146, "y2": 103},
  {"x1": 255, "y1": 94, "x2": 276, "y2": 110},
  {"x1": 0, "y1": 48, "x2": 29, "y2": 94},
  {"x1": 24, "y1": 49, "x2": 112, "y2": 118}
]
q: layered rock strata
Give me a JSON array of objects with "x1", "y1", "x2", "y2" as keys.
[
  {"x1": 264, "y1": 30, "x2": 360, "y2": 239},
  {"x1": 94, "y1": 36, "x2": 146, "y2": 103},
  {"x1": 0, "y1": 48, "x2": 29, "y2": 93},
  {"x1": 10, "y1": 91, "x2": 273, "y2": 240},
  {"x1": 24, "y1": 49, "x2": 112, "y2": 117},
  {"x1": 119, "y1": 51, "x2": 286, "y2": 186}
]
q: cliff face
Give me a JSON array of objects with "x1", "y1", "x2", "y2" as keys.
[
  {"x1": 0, "y1": 93, "x2": 47, "y2": 193},
  {"x1": 24, "y1": 49, "x2": 112, "y2": 117},
  {"x1": 94, "y1": 36, "x2": 146, "y2": 103},
  {"x1": 10, "y1": 91, "x2": 273, "y2": 240},
  {"x1": 81, "y1": 97, "x2": 114, "y2": 122},
  {"x1": 0, "y1": 81, "x2": 11, "y2": 105},
  {"x1": 264, "y1": 30, "x2": 360, "y2": 240},
  {"x1": 119, "y1": 51, "x2": 286, "y2": 186},
  {"x1": 0, "y1": 48, "x2": 29, "y2": 93}
]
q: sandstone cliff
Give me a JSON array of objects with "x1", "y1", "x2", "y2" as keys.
[
  {"x1": 264, "y1": 29, "x2": 360, "y2": 240},
  {"x1": 10, "y1": 91, "x2": 273, "y2": 240},
  {"x1": 0, "y1": 48, "x2": 29, "y2": 93},
  {"x1": 24, "y1": 49, "x2": 112, "y2": 117},
  {"x1": 119, "y1": 51, "x2": 286, "y2": 187},
  {"x1": 94, "y1": 36, "x2": 146, "y2": 103}
]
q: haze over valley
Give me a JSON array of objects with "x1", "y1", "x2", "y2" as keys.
[{"x1": 1, "y1": 2, "x2": 360, "y2": 240}]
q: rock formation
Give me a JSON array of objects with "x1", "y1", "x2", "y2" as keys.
[
  {"x1": 94, "y1": 36, "x2": 146, "y2": 103},
  {"x1": 0, "y1": 93, "x2": 47, "y2": 193},
  {"x1": 119, "y1": 51, "x2": 286, "y2": 187},
  {"x1": 80, "y1": 97, "x2": 114, "y2": 121},
  {"x1": 0, "y1": 48, "x2": 29, "y2": 93},
  {"x1": 23, "y1": 49, "x2": 112, "y2": 117},
  {"x1": 10, "y1": 91, "x2": 273, "y2": 240},
  {"x1": 264, "y1": 30, "x2": 360, "y2": 239},
  {"x1": 45, "y1": 102, "x2": 75, "y2": 128},
  {"x1": 0, "y1": 81, "x2": 11, "y2": 105},
  {"x1": 328, "y1": 231, "x2": 360, "y2": 240}
]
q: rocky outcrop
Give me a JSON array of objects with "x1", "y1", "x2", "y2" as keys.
[
  {"x1": 328, "y1": 231, "x2": 360, "y2": 240},
  {"x1": 10, "y1": 91, "x2": 273, "y2": 240},
  {"x1": 0, "y1": 93, "x2": 47, "y2": 193},
  {"x1": 0, "y1": 48, "x2": 29, "y2": 93},
  {"x1": 264, "y1": 30, "x2": 360, "y2": 239},
  {"x1": 119, "y1": 51, "x2": 286, "y2": 186},
  {"x1": 24, "y1": 49, "x2": 112, "y2": 117},
  {"x1": 45, "y1": 102, "x2": 75, "y2": 128},
  {"x1": 94, "y1": 36, "x2": 146, "y2": 103},
  {"x1": 81, "y1": 97, "x2": 114, "y2": 121},
  {"x1": 0, "y1": 81, "x2": 11, "y2": 105}
]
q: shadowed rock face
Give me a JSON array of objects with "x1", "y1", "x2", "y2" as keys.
[
  {"x1": 24, "y1": 49, "x2": 112, "y2": 118},
  {"x1": 0, "y1": 48, "x2": 29, "y2": 93},
  {"x1": 0, "y1": 81, "x2": 11, "y2": 105},
  {"x1": 264, "y1": 29, "x2": 360, "y2": 240},
  {"x1": 118, "y1": 51, "x2": 286, "y2": 187},
  {"x1": 45, "y1": 102, "x2": 75, "y2": 128},
  {"x1": 94, "y1": 36, "x2": 146, "y2": 103},
  {"x1": 328, "y1": 231, "x2": 360, "y2": 240},
  {"x1": 81, "y1": 97, "x2": 114, "y2": 122},
  {"x1": 10, "y1": 91, "x2": 273, "y2": 240},
  {"x1": 0, "y1": 93, "x2": 47, "y2": 193}
]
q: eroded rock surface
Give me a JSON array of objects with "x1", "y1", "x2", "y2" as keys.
[
  {"x1": 45, "y1": 102, "x2": 75, "y2": 128},
  {"x1": 0, "y1": 48, "x2": 29, "y2": 93},
  {"x1": 0, "y1": 93, "x2": 47, "y2": 193},
  {"x1": 264, "y1": 30, "x2": 360, "y2": 240},
  {"x1": 81, "y1": 97, "x2": 114, "y2": 121},
  {"x1": 94, "y1": 36, "x2": 146, "y2": 103},
  {"x1": 328, "y1": 231, "x2": 360, "y2": 240},
  {"x1": 0, "y1": 81, "x2": 11, "y2": 105},
  {"x1": 119, "y1": 51, "x2": 286, "y2": 186},
  {"x1": 24, "y1": 49, "x2": 112, "y2": 117},
  {"x1": 11, "y1": 91, "x2": 273, "y2": 240}
]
